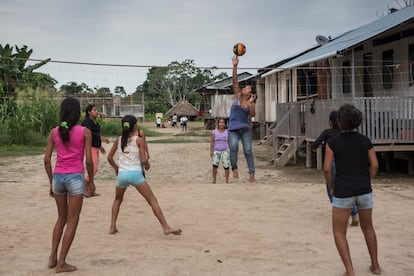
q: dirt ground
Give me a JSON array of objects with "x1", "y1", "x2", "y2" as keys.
[{"x1": 0, "y1": 121, "x2": 413, "y2": 276}]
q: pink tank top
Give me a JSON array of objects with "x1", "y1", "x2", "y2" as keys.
[{"x1": 53, "y1": 125, "x2": 86, "y2": 174}]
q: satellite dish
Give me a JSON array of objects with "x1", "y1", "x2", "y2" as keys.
[{"x1": 315, "y1": 35, "x2": 329, "y2": 45}]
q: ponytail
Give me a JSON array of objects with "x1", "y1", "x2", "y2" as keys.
[
  {"x1": 58, "y1": 98, "x2": 81, "y2": 144},
  {"x1": 120, "y1": 115, "x2": 137, "y2": 152}
]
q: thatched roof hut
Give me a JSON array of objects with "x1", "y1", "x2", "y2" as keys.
[{"x1": 166, "y1": 100, "x2": 199, "y2": 119}]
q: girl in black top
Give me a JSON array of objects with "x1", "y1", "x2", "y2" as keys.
[
  {"x1": 82, "y1": 104, "x2": 110, "y2": 197},
  {"x1": 324, "y1": 104, "x2": 381, "y2": 276},
  {"x1": 313, "y1": 111, "x2": 359, "y2": 226}
]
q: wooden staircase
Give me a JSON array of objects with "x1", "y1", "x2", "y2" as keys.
[{"x1": 274, "y1": 136, "x2": 305, "y2": 167}]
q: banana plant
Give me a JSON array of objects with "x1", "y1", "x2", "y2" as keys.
[{"x1": 0, "y1": 44, "x2": 52, "y2": 99}]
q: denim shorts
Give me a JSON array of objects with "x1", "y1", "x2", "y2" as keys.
[
  {"x1": 117, "y1": 171, "x2": 145, "y2": 188},
  {"x1": 332, "y1": 192, "x2": 373, "y2": 209},
  {"x1": 53, "y1": 173, "x2": 85, "y2": 196}
]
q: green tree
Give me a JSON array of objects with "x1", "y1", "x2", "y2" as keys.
[
  {"x1": 114, "y1": 86, "x2": 127, "y2": 98},
  {"x1": 135, "y1": 59, "x2": 228, "y2": 113},
  {"x1": 59, "y1": 82, "x2": 92, "y2": 97},
  {"x1": 95, "y1": 87, "x2": 112, "y2": 97},
  {"x1": 0, "y1": 44, "x2": 53, "y2": 100}
]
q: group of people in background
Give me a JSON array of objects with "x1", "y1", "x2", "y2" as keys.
[
  {"x1": 43, "y1": 55, "x2": 381, "y2": 275},
  {"x1": 155, "y1": 113, "x2": 187, "y2": 131}
]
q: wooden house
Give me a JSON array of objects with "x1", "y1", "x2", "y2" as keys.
[{"x1": 260, "y1": 6, "x2": 414, "y2": 174}]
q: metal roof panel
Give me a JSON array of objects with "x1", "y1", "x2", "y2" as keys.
[{"x1": 262, "y1": 6, "x2": 414, "y2": 77}]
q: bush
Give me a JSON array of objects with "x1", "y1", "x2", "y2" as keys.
[
  {"x1": 99, "y1": 118, "x2": 162, "y2": 137},
  {"x1": 99, "y1": 119, "x2": 121, "y2": 137},
  {"x1": 0, "y1": 98, "x2": 58, "y2": 145}
]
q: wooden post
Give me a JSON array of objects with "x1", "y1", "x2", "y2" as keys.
[
  {"x1": 306, "y1": 141, "x2": 312, "y2": 168},
  {"x1": 408, "y1": 153, "x2": 414, "y2": 175},
  {"x1": 317, "y1": 146, "x2": 323, "y2": 170}
]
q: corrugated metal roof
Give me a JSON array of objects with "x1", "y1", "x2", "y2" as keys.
[
  {"x1": 203, "y1": 72, "x2": 253, "y2": 90},
  {"x1": 262, "y1": 6, "x2": 414, "y2": 77}
]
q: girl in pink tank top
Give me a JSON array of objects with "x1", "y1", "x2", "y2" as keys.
[{"x1": 44, "y1": 97, "x2": 94, "y2": 273}]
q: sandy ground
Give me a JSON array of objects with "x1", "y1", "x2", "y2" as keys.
[{"x1": 1, "y1": 122, "x2": 414, "y2": 276}]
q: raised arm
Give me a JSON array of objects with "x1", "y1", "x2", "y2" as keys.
[
  {"x1": 248, "y1": 95, "x2": 256, "y2": 117},
  {"x1": 232, "y1": 56, "x2": 241, "y2": 98}
]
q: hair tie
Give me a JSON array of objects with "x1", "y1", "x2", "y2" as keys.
[
  {"x1": 60, "y1": 121, "x2": 69, "y2": 129},
  {"x1": 122, "y1": 122, "x2": 130, "y2": 128}
]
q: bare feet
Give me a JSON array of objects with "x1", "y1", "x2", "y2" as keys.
[
  {"x1": 370, "y1": 265, "x2": 382, "y2": 275},
  {"x1": 249, "y1": 173, "x2": 255, "y2": 183},
  {"x1": 109, "y1": 226, "x2": 118, "y2": 234},
  {"x1": 48, "y1": 256, "x2": 57, "y2": 269},
  {"x1": 164, "y1": 228, "x2": 182, "y2": 235},
  {"x1": 55, "y1": 263, "x2": 77, "y2": 273},
  {"x1": 233, "y1": 170, "x2": 239, "y2": 178}
]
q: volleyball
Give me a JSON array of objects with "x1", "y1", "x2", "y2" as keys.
[{"x1": 233, "y1": 43, "x2": 246, "y2": 56}]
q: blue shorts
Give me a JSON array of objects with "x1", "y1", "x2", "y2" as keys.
[
  {"x1": 53, "y1": 173, "x2": 85, "y2": 196},
  {"x1": 332, "y1": 192, "x2": 373, "y2": 209},
  {"x1": 117, "y1": 171, "x2": 145, "y2": 188}
]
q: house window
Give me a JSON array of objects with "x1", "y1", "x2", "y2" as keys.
[
  {"x1": 342, "y1": 61, "x2": 351, "y2": 94},
  {"x1": 409, "y1": 44, "x2": 414, "y2": 86},
  {"x1": 363, "y1": 53, "x2": 373, "y2": 97},
  {"x1": 382, "y1": 49, "x2": 393, "y2": 89},
  {"x1": 298, "y1": 69, "x2": 317, "y2": 97}
]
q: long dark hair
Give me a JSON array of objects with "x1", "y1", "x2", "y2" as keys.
[
  {"x1": 338, "y1": 104, "x2": 362, "y2": 131},
  {"x1": 85, "y1": 104, "x2": 95, "y2": 118},
  {"x1": 58, "y1": 98, "x2": 81, "y2": 144},
  {"x1": 216, "y1": 118, "x2": 227, "y2": 129},
  {"x1": 120, "y1": 115, "x2": 137, "y2": 152},
  {"x1": 329, "y1": 111, "x2": 339, "y2": 129}
]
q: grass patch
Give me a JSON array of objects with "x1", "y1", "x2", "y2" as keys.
[
  {"x1": 100, "y1": 119, "x2": 164, "y2": 137},
  {"x1": 175, "y1": 131, "x2": 211, "y2": 137},
  {"x1": 148, "y1": 138, "x2": 205, "y2": 144},
  {"x1": 0, "y1": 145, "x2": 44, "y2": 157},
  {"x1": 140, "y1": 128, "x2": 165, "y2": 137}
]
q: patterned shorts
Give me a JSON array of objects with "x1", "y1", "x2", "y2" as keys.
[{"x1": 212, "y1": 150, "x2": 230, "y2": 169}]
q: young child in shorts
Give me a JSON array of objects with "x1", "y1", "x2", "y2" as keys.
[{"x1": 210, "y1": 118, "x2": 230, "y2": 183}]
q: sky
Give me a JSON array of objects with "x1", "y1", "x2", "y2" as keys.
[{"x1": 1, "y1": 0, "x2": 403, "y2": 94}]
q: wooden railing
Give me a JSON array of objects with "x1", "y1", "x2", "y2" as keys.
[{"x1": 275, "y1": 97, "x2": 414, "y2": 144}]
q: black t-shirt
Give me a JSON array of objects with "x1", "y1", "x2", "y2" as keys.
[
  {"x1": 82, "y1": 117, "x2": 101, "y2": 148},
  {"x1": 312, "y1": 127, "x2": 341, "y2": 149},
  {"x1": 327, "y1": 132, "x2": 373, "y2": 198}
]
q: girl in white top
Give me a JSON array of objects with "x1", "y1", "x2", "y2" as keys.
[{"x1": 107, "y1": 115, "x2": 181, "y2": 236}]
